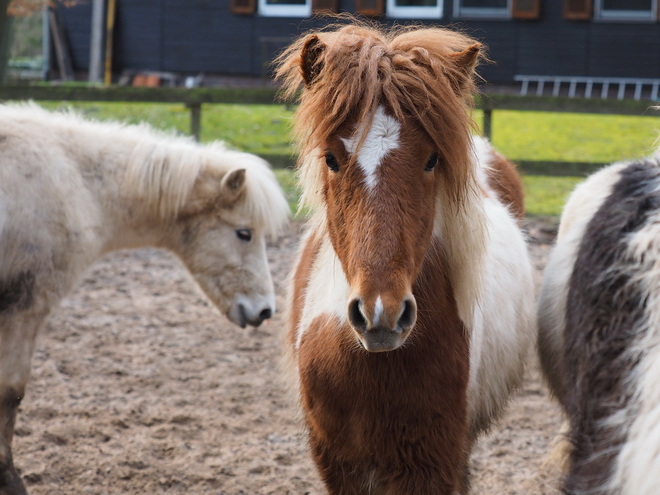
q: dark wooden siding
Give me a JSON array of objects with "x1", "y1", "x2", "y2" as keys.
[{"x1": 56, "y1": 0, "x2": 660, "y2": 84}]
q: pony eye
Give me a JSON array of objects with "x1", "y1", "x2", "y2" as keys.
[
  {"x1": 425, "y1": 153, "x2": 439, "y2": 172},
  {"x1": 325, "y1": 153, "x2": 340, "y2": 172},
  {"x1": 236, "y1": 228, "x2": 252, "y2": 242}
]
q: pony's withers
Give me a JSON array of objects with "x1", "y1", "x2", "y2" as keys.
[{"x1": 278, "y1": 21, "x2": 535, "y2": 494}]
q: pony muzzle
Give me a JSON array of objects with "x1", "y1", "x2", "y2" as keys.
[
  {"x1": 227, "y1": 295, "x2": 275, "y2": 329},
  {"x1": 347, "y1": 295, "x2": 417, "y2": 352}
]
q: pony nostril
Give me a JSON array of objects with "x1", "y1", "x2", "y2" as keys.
[
  {"x1": 398, "y1": 298, "x2": 416, "y2": 330},
  {"x1": 259, "y1": 307, "x2": 273, "y2": 322},
  {"x1": 348, "y1": 298, "x2": 368, "y2": 332}
]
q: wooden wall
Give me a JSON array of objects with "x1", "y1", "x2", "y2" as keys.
[{"x1": 56, "y1": 0, "x2": 660, "y2": 84}]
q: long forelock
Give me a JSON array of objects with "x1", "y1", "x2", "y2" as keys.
[{"x1": 275, "y1": 22, "x2": 482, "y2": 211}]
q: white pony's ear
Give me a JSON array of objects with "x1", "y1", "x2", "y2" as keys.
[
  {"x1": 180, "y1": 167, "x2": 246, "y2": 216},
  {"x1": 219, "y1": 168, "x2": 247, "y2": 206}
]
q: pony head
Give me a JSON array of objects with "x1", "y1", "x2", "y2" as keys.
[
  {"x1": 125, "y1": 141, "x2": 290, "y2": 328},
  {"x1": 175, "y1": 147, "x2": 290, "y2": 328},
  {"x1": 277, "y1": 22, "x2": 483, "y2": 351}
]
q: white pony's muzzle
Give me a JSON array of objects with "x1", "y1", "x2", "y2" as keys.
[{"x1": 227, "y1": 294, "x2": 276, "y2": 328}]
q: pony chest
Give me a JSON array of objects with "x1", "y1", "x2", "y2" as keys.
[{"x1": 295, "y1": 236, "x2": 351, "y2": 348}]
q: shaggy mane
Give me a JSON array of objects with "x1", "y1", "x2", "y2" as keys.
[
  {"x1": 124, "y1": 139, "x2": 290, "y2": 238},
  {"x1": 1, "y1": 103, "x2": 289, "y2": 238},
  {"x1": 275, "y1": 20, "x2": 484, "y2": 210}
]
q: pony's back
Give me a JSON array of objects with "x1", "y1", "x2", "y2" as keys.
[{"x1": 538, "y1": 157, "x2": 660, "y2": 494}]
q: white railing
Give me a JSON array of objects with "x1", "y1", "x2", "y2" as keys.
[{"x1": 515, "y1": 75, "x2": 660, "y2": 101}]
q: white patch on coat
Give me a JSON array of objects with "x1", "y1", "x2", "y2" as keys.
[
  {"x1": 341, "y1": 106, "x2": 400, "y2": 190},
  {"x1": 427, "y1": 135, "x2": 536, "y2": 432},
  {"x1": 463, "y1": 179, "x2": 536, "y2": 431},
  {"x1": 296, "y1": 231, "x2": 351, "y2": 348}
]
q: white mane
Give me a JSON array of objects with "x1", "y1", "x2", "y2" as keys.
[{"x1": 3, "y1": 102, "x2": 290, "y2": 238}]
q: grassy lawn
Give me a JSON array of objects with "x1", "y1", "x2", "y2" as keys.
[
  {"x1": 522, "y1": 175, "x2": 583, "y2": 217},
  {"x1": 21, "y1": 101, "x2": 660, "y2": 217},
  {"x1": 477, "y1": 109, "x2": 660, "y2": 164}
]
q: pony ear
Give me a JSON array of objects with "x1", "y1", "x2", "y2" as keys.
[
  {"x1": 181, "y1": 167, "x2": 246, "y2": 216},
  {"x1": 219, "y1": 168, "x2": 247, "y2": 206},
  {"x1": 447, "y1": 43, "x2": 481, "y2": 95},
  {"x1": 300, "y1": 35, "x2": 325, "y2": 87}
]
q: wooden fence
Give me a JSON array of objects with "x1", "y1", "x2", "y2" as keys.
[{"x1": 1, "y1": 85, "x2": 658, "y2": 176}]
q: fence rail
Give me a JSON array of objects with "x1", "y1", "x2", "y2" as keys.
[{"x1": 1, "y1": 85, "x2": 658, "y2": 175}]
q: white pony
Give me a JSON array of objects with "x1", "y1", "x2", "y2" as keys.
[
  {"x1": 0, "y1": 103, "x2": 290, "y2": 494},
  {"x1": 538, "y1": 153, "x2": 660, "y2": 494}
]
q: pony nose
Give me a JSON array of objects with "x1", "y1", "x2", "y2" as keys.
[
  {"x1": 348, "y1": 295, "x2": 417, "y2": 333},
  {"x1": 238, "y1": 303, "x2": 274, "y2": 328},
  {"x1": 259, "y1": 307, "x2": 273, "y2": 322}
]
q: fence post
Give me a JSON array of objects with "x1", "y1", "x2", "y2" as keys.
[
  {"x1": 187, "y1": 103, "x2": 202, "y2": 142},
  {"x1": 483, "y1": 108, "x2": 492, "y2": 140}
]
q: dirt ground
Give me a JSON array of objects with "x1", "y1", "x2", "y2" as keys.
[{"x1": 14, "y1": 218, "x2": 565, "y2": 495}]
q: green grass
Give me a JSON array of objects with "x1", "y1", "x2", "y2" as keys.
[
  {"x1": 522, "y1": 175, "x2": 583, "y2": 217},
  {"x1": 474, "y1": 109, "x2": 660, "y2": 164},
  {"x1": 24, "y1": 101, "x2": 660, "y2": 218}
]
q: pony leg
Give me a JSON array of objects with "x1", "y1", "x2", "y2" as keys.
[{"x1": 0, "y1": 314, "x2": 44, "y2": 495}]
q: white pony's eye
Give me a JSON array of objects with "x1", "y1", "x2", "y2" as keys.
[{"x1": 236, "y1": 228, "x2": 252, "y2": 242}]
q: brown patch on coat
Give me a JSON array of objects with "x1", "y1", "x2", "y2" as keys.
[
  {"x1": 486, "y1": 149, "x2": 525, "y2": 222},
  {"x1": 295, "y1": 241, "x2": 470, "y2": 494}
]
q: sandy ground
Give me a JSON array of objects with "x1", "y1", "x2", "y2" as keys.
[{"x1": 13, "y1": 218, "x2": 565, "y2": 494}]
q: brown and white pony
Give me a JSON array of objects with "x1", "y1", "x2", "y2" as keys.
[
  {"x1": 276, "y1": 23, "x2": 535, "y2": 494},
  {"x1": 0, "y1": 103, "x2": 290, "y2": 494},
  {"x1": 538, "y1": 154, "x2": 660, "y2": 495}
]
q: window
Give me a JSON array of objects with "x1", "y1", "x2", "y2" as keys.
[
  {"x1": 386, "y1": 0, "x2": 443, "y2": 19},
  {"x1": 454, "y1": 0, "x2": 509, "y2": 18},
  {"x1": 258, "y1": 0, "x2": 311, "y2": 17},
  {"x1": 595, "y1": 0, "x2": 656, "y2": 21}
]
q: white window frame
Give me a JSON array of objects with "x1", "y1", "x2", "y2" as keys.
[
  {"x1": 594, "y1": 0, "x2": 656, "y2": 22},
  {"x1": 453, "y1": 0, "x2": 510, "y2": 19},
  {"x1": 387, "y1": 0, "x2": 442, "y2": 19},
  {"x1": 258, "y1": 0, "x2": 311, "y2": 17}
]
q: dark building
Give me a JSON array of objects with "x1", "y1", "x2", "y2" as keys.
[{"x1": 55, "y1": 0, "x2": 660, "y2": 85}]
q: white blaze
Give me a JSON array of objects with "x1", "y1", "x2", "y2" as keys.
[
  {"x1": 341, "y1": 105, "x2": 401, "y2": 190},
  {"x1": 373, "y1": 296, "x2": 384, "y2": 326}
]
